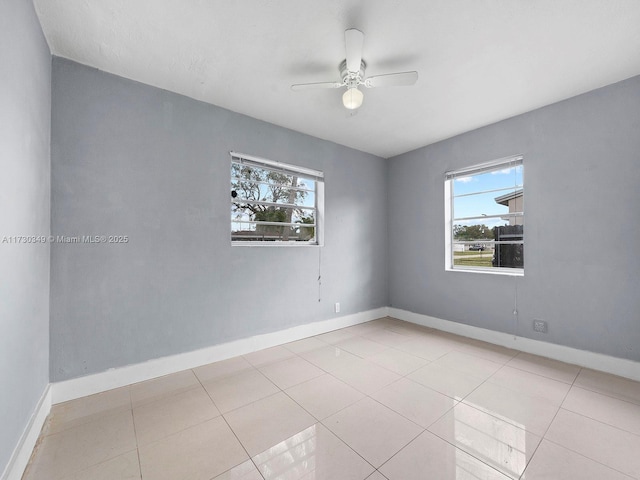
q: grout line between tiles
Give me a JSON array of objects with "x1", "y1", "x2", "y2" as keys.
[
  {"x1": 571, "y1": 379, "x2": 640, "y2": 408},
  {"x1": 126, "y1": 388, "x2": 145, "y2": 480},
  {"x1": 518, "y1": 371, "x2": 586, "y2": 479},
  {"x1": 425, "y1": 399, "x2": 541, "y2": 480},
  {"x1": 541, "y1": 433, "x2": 637, "y2": 480},
  {"x1": 277, "y1": 372, "x2": 380, "y2": 474},
  {"x1": 192, "y1": 367, "x2": 267, "y2": 480},
  {"x1": 501, "y1": 354, "x2": 581, "y2": 385},
  {"x1": 551, "y1": 406, "x2": 640, "y2": 440}
]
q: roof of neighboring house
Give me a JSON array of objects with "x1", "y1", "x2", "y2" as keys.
[{"x1": 494, "y1": 189, "x2": 523, "y2": 206}]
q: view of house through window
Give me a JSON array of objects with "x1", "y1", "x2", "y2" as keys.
[
  {"x1": 230, "y1": 153, "x2": 323, "y2": 244},
  {"x1": 445, "y1": 156, "x2": 524, "y2": 273}
]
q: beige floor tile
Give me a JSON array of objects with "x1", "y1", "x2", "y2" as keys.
[
  {"x1": 383, "y1": 322, "x2": 433, "y2": 338},
  {"x1": 252, "y1": 423, "x2": 374, "y2": 480},
  {"x1": 202, "y1": 368, "x2": 279, "y2": 413},
  {"x1": 574, "y1": 369, "x2": 640, "y2": 405},
  {"x1": 66, "y1": 450, "x2": 141, "y2": 480},
  {"x1": 300, "y1": 345, "x2": 362, "y2": 372},
  {"x1": 419, "y1": 330, "x2": 470, "y2": 345},
  {"x1": 462, "y1": 382, "x2": 560, "y2": 436},
  {"x1": 545, "y1": 409, "x2": 640, "y2": 478},
  {"x1": 379, "y1": 431, "x2": 510, "y2": 480},
  {"x1": 335, "y1": 336, "x2": 389, "y2": 358},
  {"x1": 366, "y1": 317, "x2": 401, "y2": 328},
  {"x1": 192, "y1": 356, "x2": 254, "y2": 383},
  {"x1": 433, "y1": 351, "x2": 503, "y2": 379},
  {"x1": 26, "y1": 410, "x2": 136, "y2": 480},
  {"x1": 522, "y1": 440, "x2": 633, "y2": 480},
  {"x1": 285, "y1": 374, "x2": 365, "y2": 420},
  {"x1": 457, "y1": 340, "x2": 519, "y2": 364},
  {"x1": 433, "y1": 330, "x2": 474, "y2": 343},
  {"x1": 212, "y1": 460, "x2": 263, "y2": 480},
  {"x1": 47, "y1": 386, "x2": 131, "y2": 435},
  {"x1": 367, "y1": 348, "x2": 429, "y2": 375},
  {"x1": 323, "y1": 397, "x2": 422, "y2": 468},
  {"x1": 562, "y1": 386, "x2": 640, "y2": 436},
  {"x1": 428, "y1": 402, "x2": 541, "y2": 479},
  {"x1": 283, "y1": 337, "x2": 328, "y2": 354},
  {"x1": 244, "y1": 346, "x2": 296, "y2": 367},
  {"x1": 133, "y1": 386, "x2": 220, "y2": 445},
  {"x1": 24, "y1": 450, "x2": 141, "y2": 480},
  {"x1": 506, "y1": 352, "x2": 580, "y2": 384},
  {"x1": 372, "y1": 378, "x2": 457, "y2": 428},
  {"x1": 331, "y1": 359, "x2": 401, "y2": 395},
  {"x1": 259, "y1": 356, "x2": 325, "y2": 390},
  {"x1": 407, "y1": 363, "x2": 486, "y2": 400},
  {"x1": 129, "y1": 370, "x2": 200, "y2": 408},
  {"x1": 224, "y1": 392, "x2": 316, "y2": 457},
  {"x1": 341, "y1": 322, "x2": 385, "y2": 336},
  {"x1": 395, "y1": 336, "x2": 454, "y2": 361},
  {"x1": 362, "y1": 328, "x2": 414, "y2": 347},
  {"x1": 365, "y1": 472, "x2": 388, "y2": 480},
  {"x1": 487, "y1": 365, "x2": 571, "y2": 406},
  {"x1": 314, "y1": 328, "x2": 359, "y2": 344},
  {"x1": 138, "y1": 416, "x2": 248, "y2": 480}
]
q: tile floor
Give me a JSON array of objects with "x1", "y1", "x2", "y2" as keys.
[{"x1": 23, "y1": 317, "x2": 640, "y2": 479}]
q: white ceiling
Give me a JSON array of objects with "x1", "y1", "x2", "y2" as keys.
[{"x1": 34, "y1": 0, "x2": 640, "y2": 158}]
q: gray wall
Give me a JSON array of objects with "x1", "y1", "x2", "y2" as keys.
[
  {"x1": 50, "y1": 58, "x2": 388, "y2": 381},
  {"x1": 389, "y1": 75, "x2": 640, "y2": 361},
  {"x1": 0, "y1": 0, "x2": 51, "y2": 474}
]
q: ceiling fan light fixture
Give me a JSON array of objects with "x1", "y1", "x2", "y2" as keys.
[
  {"x1": 291, "y1": 29, "x2": 418, "y2": 112},
  {"x1": 342, "y1": 87, "x2": 363, "y2": 110}
]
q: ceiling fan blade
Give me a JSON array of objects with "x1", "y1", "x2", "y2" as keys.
[
  {"x1": 345, "y1": 28, "x2": 364, "y2": 72},
  {"x1": 364, "y1": 71, "x2": 418, "y2": 88},
  {"x1": 291, "y1": 81, "x2": 343, "y2": 91}
]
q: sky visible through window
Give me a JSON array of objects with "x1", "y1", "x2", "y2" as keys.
[{"x1": 453, "y1": 165, "x2": 523, "y2": 230}]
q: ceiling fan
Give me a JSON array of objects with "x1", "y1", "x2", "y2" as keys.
[{"x1": 291, "y1": 28, "x2": 418, "y2": 110}]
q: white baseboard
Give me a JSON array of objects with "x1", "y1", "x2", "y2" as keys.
[
  {"x1": 51, "y1": 307, "x2": 389, "y2": 404},
  {"x1": 50, "y1": 305, "x2": 640, "y2": 404},
  {"x1": 390, "y1": 307, "x2": 640, "y2": 382},
  {"x1": 1, "y1": 385, "x2": 51, "y2": 480}
]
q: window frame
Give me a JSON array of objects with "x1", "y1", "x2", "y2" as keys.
[
  {"x1": 444, "y1": 155, "x2": 524, "y2": 275},
  {"x1": 230, "y1": 151, "x2": 324, "y2": 246}
]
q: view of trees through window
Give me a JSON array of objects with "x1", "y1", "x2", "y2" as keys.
[{"x1": 230, "y1": 159, "x2": 319, "y2": 243}]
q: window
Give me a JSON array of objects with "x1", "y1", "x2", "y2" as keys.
[
  {"x1": 230, "y1": 152, "x2": 324, "y2": 245},
  {"x1": 445, "y1": 155, "x2": 524, "y2": 274}
]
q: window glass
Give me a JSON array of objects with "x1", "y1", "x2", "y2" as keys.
[
  {"x1": 231, "y1": 154, "x2": 323, "y2": 244},
  {"x1": 446, "y1": 157, "x2": 524, "y2": 273}
]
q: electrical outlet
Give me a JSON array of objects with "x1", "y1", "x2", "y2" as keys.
[
  {"x1": 334, "y1": 302, "x2": 340, "y2": 313},
  {"x1": 533, "y1": 319, "x2": 548, "y2": 333}
]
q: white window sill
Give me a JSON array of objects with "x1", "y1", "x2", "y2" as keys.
[
  {"x1": 231, "y1": 242, "x2": 321, "y2": 247},
  {"x1": 446, "y1": 266, "x2": 524, "y2": 277}
]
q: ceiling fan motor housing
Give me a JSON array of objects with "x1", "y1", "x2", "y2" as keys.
[{"x1": 340, "y1": 59, "x2": 366, "y2": 88}]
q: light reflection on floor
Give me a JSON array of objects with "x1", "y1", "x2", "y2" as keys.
[
  {"x1": 450, "y1": 402, "x2": 530, "y2": 478},
  {"x1": 253, "y1": 424, "x2": 319, "y2": 479}
]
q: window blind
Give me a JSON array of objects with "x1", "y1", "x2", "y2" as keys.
[
  {"x1": 445, "y1": 155, "x2": 523, "y2": 180},
  {"x1": 230, "y1": 151, "x2": 324, "y2": 182}
]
